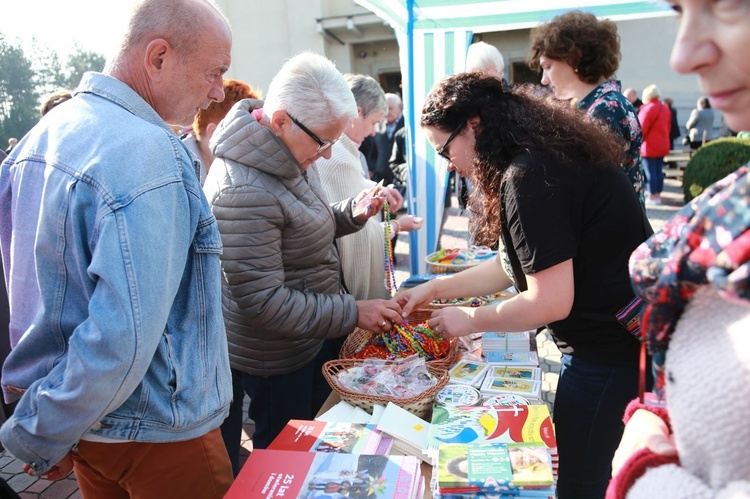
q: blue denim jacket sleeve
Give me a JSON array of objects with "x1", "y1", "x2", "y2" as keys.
[{"x1": 1, "y1": 182, "x2": 195, "y2": 474}]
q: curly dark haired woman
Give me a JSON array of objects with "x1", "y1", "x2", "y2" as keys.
[
  {"x1": 396, "y1": 73, "x2": 652, "y2": 499},
  {"x1": 529, "y1": 10, "x2": 645, "y2": 205}
]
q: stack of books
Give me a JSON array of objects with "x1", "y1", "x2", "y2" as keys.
[
  {"x1": 482, "y1": 330, "x2": 540, "y2": 367},
  {"x1": 425, "y1": 404, "x2": 559, "y2": 481},
  {"x1": 434, "y1": 442, "x2": 555, "y2": 498},
  {"x1": 481, "y1": 331, "x2": 533, "y2": 352},
  {"x1": 225, "y1": 449, "x2": 424, "y2": 498},
  {"x1": 479, "y1": 365, "x2": 543, "y2": 404}
]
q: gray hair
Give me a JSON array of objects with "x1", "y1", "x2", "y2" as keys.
[
  {"x1": 344, "y1": 74, "x2": 386, "y2": 118},
  {"x1": 466, "y1": 41, "x2": 505, "y2": 77},
  {"x1": 385, "y1": 93, "x2": 402, "y2": 108},
  {"x1": 105, "y1": 0, "x2": 228, "y2": 73},
  {"x1": 642, "y1": 84, "x2": 661, "y2": 103},
  {"x1": 264, "y1": 52, "x2": 357, "y2": 130}
]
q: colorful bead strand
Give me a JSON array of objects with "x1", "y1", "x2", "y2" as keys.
[{"x1": 382, "y1": 202, "x2": 398, "y2": 296}]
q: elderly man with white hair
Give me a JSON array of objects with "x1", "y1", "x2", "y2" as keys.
[{"x1": 466, "y1": 41, "x2": 506, "y2": 80}]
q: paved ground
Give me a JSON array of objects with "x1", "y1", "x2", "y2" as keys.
[{"x1": 0, "y1": 175, "x2": 684, "y2": 497}]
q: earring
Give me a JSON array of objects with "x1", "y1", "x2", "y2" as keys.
[{"x1": 574, "y1": 67, "x2": 579, "y2": 73}]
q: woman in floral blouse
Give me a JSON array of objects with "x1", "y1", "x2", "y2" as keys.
[{"x1": 529, "y1": 10, "x2": 645, "y2": 205}]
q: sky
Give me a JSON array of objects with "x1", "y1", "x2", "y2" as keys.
[{"x1": 0, "y1": 0, "x2": 136, "y2": 61}]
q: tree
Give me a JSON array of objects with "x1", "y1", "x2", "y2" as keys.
[
  {"x1": 0, "y1": 33, "x2": 38, "y2": 149},
  {"x1": 32, "y1": 38, "x2": 67, "y2": 102},
  {"x1": 0, "y1": 35, "x2": 106, "y2": 149},
  {"x1": 64, "y1": 43, "x2": 106, "y2": 90}
]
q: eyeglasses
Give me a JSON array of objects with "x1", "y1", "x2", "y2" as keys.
[
  {"x1": 288, "y1": 113, "x2": 338, "y2": 154},
  {"x1": 436, "y1": 122, "x2": 466, "y2": 161}
]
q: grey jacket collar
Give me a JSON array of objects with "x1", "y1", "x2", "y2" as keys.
[{"x1": 210, "y1": 98, "x2": 304, "y2": 181}]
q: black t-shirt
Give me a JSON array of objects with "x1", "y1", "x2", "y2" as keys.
[{"x1": 499, "y1": 151, "x2": 650, "y2": 366}]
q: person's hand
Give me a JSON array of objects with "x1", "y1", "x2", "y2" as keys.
[
  {"x1": 385, "y1": 186, "x2": 403, "y2": 212},
  {"x1": 395, "y1": 281, "x2": 437, "y2": 317},
  {"x1": 24, "y1": 452, "x2": 74, "y2": 481},
  {"x1": 611, "y1": 409, "x2": 677, "y2": 477},
  {"x1": 395, "y1": 215, "x2": 422, "y2": 232},
  {"x1": 356, "y1": 299, "x2": 403, "y2": 332},
  {"x1": 352, "y1": 184, "x2": 387, "y2": 222},
  {"x1": 426, "y1": 306, "x2": 476, "y2": 338}
]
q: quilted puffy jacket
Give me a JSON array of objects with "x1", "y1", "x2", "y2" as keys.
[{"x1": 203, "y1": 99, "x2": 363, "y2": 376}]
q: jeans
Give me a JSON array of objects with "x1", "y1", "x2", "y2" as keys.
[
  {"x1": 221, "y1": 339, "x2": 338, "y2": 476},
  {"x1": 554, "y1": 354, "x2": 641, "y2": 499},
  {"x1": 643, "y1": 157, "x2": 665, "y2": 195}
]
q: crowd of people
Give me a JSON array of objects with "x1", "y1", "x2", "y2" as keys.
[{"x1": 0, "y1": 0, "x2": 747, "y2": 498}]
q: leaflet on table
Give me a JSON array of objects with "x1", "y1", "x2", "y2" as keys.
[
  {"x1": 268, "y1": 420, "x2": 392, "y2": 455},
  {"x1": 225, "y1": 449, "x2": 422, "y2": 498},
  {"x1": 376, "y1": 402, "x2": 432, "y2": 463}
]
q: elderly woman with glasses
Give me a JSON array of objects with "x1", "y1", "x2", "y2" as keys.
[
  {"x1": 203, "y1": 52, "x2": 402, "y2": 475},
  {"x1": 396, "y1": 74, "x2": 652, "y2": 499}
]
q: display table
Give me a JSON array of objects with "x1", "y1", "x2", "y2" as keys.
[{"x1": 316, "y1": 391, "x2": 435, "y2": 499}]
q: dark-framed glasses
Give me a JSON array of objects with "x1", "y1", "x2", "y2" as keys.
[
  {"x1": 288, "y1": 113, "x2": 338, "y2": 154},
  {"x1": 436, "y1": 121, "x2": 466, "y2": 161}
]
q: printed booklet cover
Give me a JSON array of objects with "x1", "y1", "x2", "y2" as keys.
[
  {"x1": 448, "y1": 359, "x2": 491, "y2": 387},
  {"x1": 268, "y1": 420, "x2": 392, "y2": 455},
  {"x1": 426, "y1": 404, "x2": 557, "y2": 463},
  {"x1": 226, "y1": 449, "x2": 422, "y2": 499},
  {"x1": 437, "y1": 442, "x2": 554, "y2": 493}
]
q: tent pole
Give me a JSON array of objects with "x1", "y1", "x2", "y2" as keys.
[{"x1": 406, "y1": 0, "x2": 421, "y2": 274}]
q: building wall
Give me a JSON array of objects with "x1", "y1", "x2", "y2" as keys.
[{"x1": 219, "y1": 2, "x2": 710, "y2": 136}]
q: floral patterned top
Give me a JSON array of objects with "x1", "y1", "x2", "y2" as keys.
[
  {"x1": 578, "y1": 80, "x2": 645, "y2": 205},
  {"x1": 629, "y1": 165, "x2": 750, "y2": 393}
]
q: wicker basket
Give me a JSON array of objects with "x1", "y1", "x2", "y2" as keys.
[
  {"x1": 322, "y1": 359, "x2": 449, "y2": 418},
  {"x1": 339, "y1": 309, "x2": 459, "y2": 370}
]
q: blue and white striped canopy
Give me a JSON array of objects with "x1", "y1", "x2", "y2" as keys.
[
  {"x1": 354, "y1": 0, "x2": 673, "y2": 274},
  {"x1": 358, "y1": 0, "x2": 673, "y2": 32}
]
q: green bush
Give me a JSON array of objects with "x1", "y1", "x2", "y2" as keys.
[{"x1": 683, "y1": 137, "x2": 750, "y2": 202}]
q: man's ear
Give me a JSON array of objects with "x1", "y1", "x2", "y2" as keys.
[
  {"x1": 468, "y1": 116, "x2": 481, "y2": 130},
  {"x1": 143, "y1": 38, "x2": 171, "y2": 82}
]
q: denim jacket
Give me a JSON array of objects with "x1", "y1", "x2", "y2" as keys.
[{"x1": 0, "y1": 72, "x2": 231, "y2": 474}]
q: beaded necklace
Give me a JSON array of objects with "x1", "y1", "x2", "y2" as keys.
[{"x1": 382, "y1": 201, "x2": 398, "y2": 296}]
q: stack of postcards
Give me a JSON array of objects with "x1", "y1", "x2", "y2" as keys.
[
  {"x1": 482, "y1": 330, "x2": 539, "y2": 367},
  {"x1": 479, "y1": 365, "x2": 543, "y2": 404}
]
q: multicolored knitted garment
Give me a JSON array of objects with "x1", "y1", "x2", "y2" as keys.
[{"x1": 629, "y1": 165, "x2": 750, "y2": 393}]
